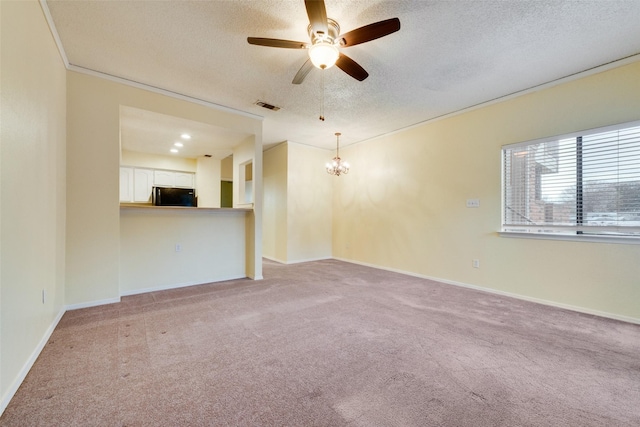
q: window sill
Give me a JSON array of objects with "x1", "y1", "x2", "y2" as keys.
[{"x1": 498, "y1": 231, "x2": 640, "y2": 245}]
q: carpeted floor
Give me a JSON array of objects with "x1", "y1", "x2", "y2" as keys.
[{"x1": 2, "y1": 259, "x2": 639, "y2": 426}]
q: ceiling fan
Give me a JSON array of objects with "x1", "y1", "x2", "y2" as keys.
[{"x1": 247, "y1": 0, "x2": 400, "y2": 84}]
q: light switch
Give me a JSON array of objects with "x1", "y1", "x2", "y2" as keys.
[{"x1": 466, "y1": 198, "x2": 480, "y2": 208}]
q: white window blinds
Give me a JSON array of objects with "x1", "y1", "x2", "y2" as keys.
[{"x1": 502, "y1": 122, "x2": 640, "y2": 237}]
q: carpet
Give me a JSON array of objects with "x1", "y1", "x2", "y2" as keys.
[{"x1": 2, "y1": 259, "x2": 639, "y2": 426}]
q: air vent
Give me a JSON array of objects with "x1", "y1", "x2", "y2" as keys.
[{"x1": 255, "y1": 101, "x2": 281, "y2": 111}]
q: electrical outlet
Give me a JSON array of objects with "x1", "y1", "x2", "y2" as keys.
[
  {"x1": 466, "y1": 199, "x2": 480, "y2": 208},
  {"x1": 472, "y1": 259, "x2": 480, "y2": 268},
  {"x1": 175, "y1": 243, "x2": 182, "y2": 252}
]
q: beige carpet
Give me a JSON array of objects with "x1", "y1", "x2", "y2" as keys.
[{"x1": 2, "y1": 259, "x2": 639, "y2": 426}]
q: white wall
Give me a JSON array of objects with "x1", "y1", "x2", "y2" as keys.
[
  {"x1": 0, "y1": 0, "x2": 67, "y2": 412},
  {"x1": 333, "y1": 60, "x2": 640, "y2": 322},
  {"x1": 120, "y1": 209, "x2": 246, "y2": 294}
]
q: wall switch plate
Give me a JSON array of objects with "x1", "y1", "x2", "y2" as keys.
[
  {"x1": 42, "y1": 289, "x2": 47, "y2": 304},
  {"x1": 175, "y1": 243, "x2": 182, "y2": 252},
  {"x1": 472, "y1": 259, "x2": 480, "y2": 268},
  {"x1": 466, "y1": 199, "x2": 480, "y2": 208}
]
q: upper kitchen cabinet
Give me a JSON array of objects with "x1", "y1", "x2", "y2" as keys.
[
  {"x1": 134, "y1": 168, "x2": 154, "y2": 202},
  {"x1": 120, "y1": 167, "x2": 134, "y2": 202},
  {"x1": 153, "y1": 169, "x2": 194, "y2": 188},
  {"x1": 175, "y1": 172, "x2": 195, "y2": 188},
  {"x1": 120, "y1": 166, "x2": 195, "y2": 203}
]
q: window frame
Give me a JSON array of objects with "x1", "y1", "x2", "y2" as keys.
[{"x1": 500, "y1": 120, "x2": 640, "y2": 244}]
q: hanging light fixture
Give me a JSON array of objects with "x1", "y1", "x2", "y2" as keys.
[{"x1": 326, "y1": 132, "x2": 349, "y2": 176}]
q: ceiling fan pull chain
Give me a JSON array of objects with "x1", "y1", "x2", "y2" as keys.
[{"x1": 319, "y1": 67, "x2": 325, "y2": 121}]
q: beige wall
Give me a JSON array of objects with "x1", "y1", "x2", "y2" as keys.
[
  {"x1": 233, "y1": 137, "x2": 263, "y2": 279},
  {"x1": 263, "y1": 143, "x2": 288, "y2": 262},
  {"x1": 333, "y1": 61, "x2": 640, "y2": 321},
  {"x1": 120, "y1": 209, "x2": 246, "y2": 294},
  {"x1": 221, "y1": 155, "x2": 233, "y2": 181},
  {"x1": 1, "y1": 0, "x2": 67, "y2": 410},
  {"x1": 196, "y1": 156, "x2": 221, "y2": 208},
  {"x1": 262, "y1": 142, "x2": 333, "y2": 264},
  {"x1": 66, "y1": 71, "x2": 263, "y2": 306},
  {"x1": 287, "y1": 142, "x2": 332, "y2": 263}
]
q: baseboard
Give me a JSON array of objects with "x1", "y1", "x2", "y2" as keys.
[
  {"x1": 263, "y1": 255, "x2": 332, "y2": 265},
  {"x1": 1, "y1": 306, "x2": 66, "y2": 416},
  {"x1": 120, "y1": 275, "x2": 247, "y2": 297},
  {"x1": 262, "y1": 255, "x2": 287, "y2": 264},
  {"x1": 333, "y1": 257, "x2": 640, "y2": 325},
  {"x1": 65, "y1": 296, "x2": 121, "y2": 311},
  {"x1": 287, "y1": 256, "x2": 332, "y2": 265}
]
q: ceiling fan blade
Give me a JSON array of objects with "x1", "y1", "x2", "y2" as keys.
[
  {"x1": 292, "y1": 59, "x2": 314, "y2": 84},
  {"x1": 247, "y1": 37, "x2": 308, "y2": 49},
  {"x1": 336, "y1": 53, "x2": 369, "y2": 81},
  {"x1": 305, "y1": 0, "x2": 328, "y2": 36},
  {"x1": 338, "y1": 18, "x2": 401, "y2": 47}
]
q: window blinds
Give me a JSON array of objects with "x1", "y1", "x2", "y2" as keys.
[{"x1": 502, "y1": 122, "x2": 640, "y2": 236}]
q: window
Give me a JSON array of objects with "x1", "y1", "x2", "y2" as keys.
[{"x1": 502, "y1": 121, "x2": 640, "y2": 239}]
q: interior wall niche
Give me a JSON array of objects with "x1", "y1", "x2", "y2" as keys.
[{"x1": 240, "y1": 160, "x2": 254, "y2": 205}]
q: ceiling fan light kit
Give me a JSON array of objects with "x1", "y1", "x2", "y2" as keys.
[{"x1": 309, "y1": 42, "x2": 339, "y2": 69}]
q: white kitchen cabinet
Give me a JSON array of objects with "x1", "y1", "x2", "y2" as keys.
[
  {"x1": 120, "y1": 167, "x2": 134, "y2": 202},
  {"x1": 121, "y1": 168, "x2": 195, "y2": 204},
  {"x1": 134, "y1": 168, "x2": 154, "y2": 202},
  {"x1": 153, "y1": 170, "x2": 194, "y2": 188},
  {"x1": 174, "y1": 172, "x2": 195, "y2": 188},
  {"x1": 154, "y1": 170, "x2": 175, "y2": 187}
]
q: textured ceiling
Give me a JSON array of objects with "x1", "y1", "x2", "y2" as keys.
[{"x1": 45, "y1": 0, "x2": 640, "y2": 154}]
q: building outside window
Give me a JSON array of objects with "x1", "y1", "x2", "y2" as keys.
[{"x1": 502, "y1": 122, "x2": 640, "y2": 238}]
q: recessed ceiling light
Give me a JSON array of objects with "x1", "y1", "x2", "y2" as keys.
[
  {"x1": 170, "y1": 148, "x2": 179, "y2": 153},
  {"x1": 181, "y1": 133, "x2": 191, "y2": 140},
  {"x1": 174, "y1": 142, "x2": 183, "y2": 147}
]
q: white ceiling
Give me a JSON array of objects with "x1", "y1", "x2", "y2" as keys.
[
  {"x1": 120, "y1": 106, "x2": 251, "y2": 159},
  {"x1": 45, "y1": 0, "x2": 640, "y2": 154}
]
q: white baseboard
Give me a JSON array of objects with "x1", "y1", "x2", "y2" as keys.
[
  {"x1": 65, "y1": 296, "x2": 121, "y2": 311},
  {"x1": 263, "y1": 255, "x2": 332, "y2": 265},
  {"x1": 1, "y1": 307, "x2": 66, "y2": 416},
  {"x1": 287, "y1": 256, "x2": 332, "y2": 264},
  {"x1": 333, "y1": 257, "x2": 640, "y2": 325},
  {"x1": 262, "y1": 255, "x2": 287, "y2": 264},
  {"x1": 120, "y1": 275, "x2": 247, "y2": 297}
]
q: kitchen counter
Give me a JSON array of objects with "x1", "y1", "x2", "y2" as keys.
[{"x1": 120, "y1": 203, "x2": 252, "y2": 212}]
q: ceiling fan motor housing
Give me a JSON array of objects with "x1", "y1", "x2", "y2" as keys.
[
  {"x1": 247, "y1": 0, "x2": 400, "y2": 84},
  {"x1": 308, "y1": 18, "x2": 340, "y2": 44}
]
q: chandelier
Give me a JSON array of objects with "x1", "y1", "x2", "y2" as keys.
[{"x1": 326, "y1": 132, "x2": 349, "y2": 176}]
